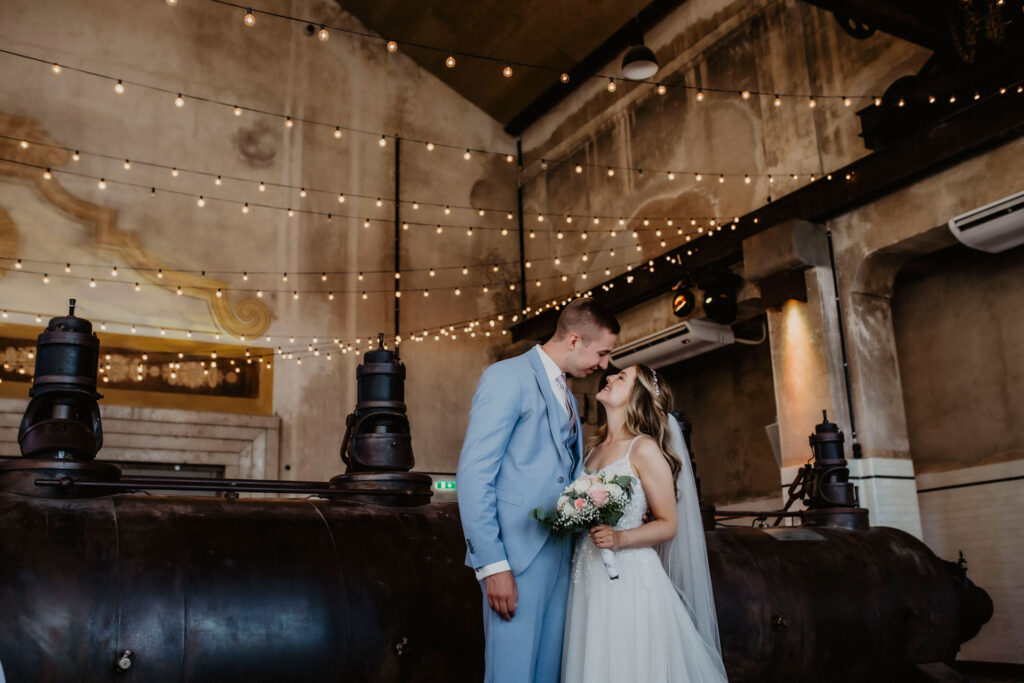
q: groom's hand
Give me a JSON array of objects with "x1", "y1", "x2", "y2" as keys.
[{"x1": 485, "y1": 570, "x2": 517, "y2": 621}]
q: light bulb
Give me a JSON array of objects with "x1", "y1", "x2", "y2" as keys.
[
  {"x1": 43, "y1": 169, "x2": 52, "y2": 180},
  {"x1": 445, "y1": 54, "x2": 456, "y2": 68},
  {"x1": 667, "y1": 172, "x2": 675, "y2": 180},
  {"x1": 575, "y1": 165, "x2": 583, "y2": 174},
  {"x1": 215, "y1": 175, "x2": 222, "y2": 185},
  {"x1": 874, "y1": 96, "x2": 882, "y2": 106},
  {"x1": 234, "y1": 105, "x2": 243, "y2": 116},
  {"x1": 503, "y1": 65, "x2": 513, "y2": 78},
  {"x1": 175, "y1": 93, "x2": 184, "y2": 107},
  {"x1": 741, "y1": 90, "x2": 751, "y2": 100},
  {"x1": 386, "y1": 40, "x2": 398, "y2": 53},
  {"x1": 695, "y1": 173, "x2": 703, "y2": 181},
  {"x1": 241, "y1": 203, "x2": 249, "y2": 213},
  {"x1": 197, "y1": 196, "x2": 205, "y2": 207},
  {"x1": 244, "y1": 9, "x2": 255, "y2": 26},
  {"x1": 72, "y1": 151, "x2": 80, "y2": 161},
  {"x1": 376, "y1": 198, "x2": 383, "y2": 207},
  {"x1": 334, "y1": 126, "x2": 342, "y2": 138},
  {"x1": 844, "y1": 96, "x2": 852, "y2": 107},
  {"x1": 300, "y1": 188, "x2": 307, "y2": 197},
  {"x1": 607, "y1": 78, "x2": 616, "y2": 92},
  {"x1": 506, "y1": 154, "x2": 514, "y2": 163},
  {"x1": 318, "y1": 25, "x2": 329, "y2": 41},
  {"x1": 258, "y1": 181, "x2": 266, "y2": 192},
  {"x1": 744, "y1": 174, "x2": 751, "y2": 184},
  {"x1": 379, "y1": 135, "x2": 387, "y2": 147},
  {"x1": 696, "y1": 89, "x2": 705, "y2": 102},
  {"x1": 114, "y1": 79, "x2": 125, "y2": 94},
  {"x1": 607, "y1": 167, "x2": 615, "y2": 177},
  {"x1": 809, "y1": 96, "x2": 816, "y2": 108},
  {"x1": 657, "y1": 84, "x2": 667, "y2": 96},
  {"x1": 97, "y1": 178, "x2": 107, "y2": 190},
  {"x1": 560, "y1": 73, "x2": 570, "y2": 83},
  {"x1": 52, "y1": 64, "x2": 62, "y2": 74},
  {"x1": 285, "y1": 116, "x2": 293, "y2": 128},
  {"x1": 463, "y1": 149, "x2": 472, "y2": 160}
]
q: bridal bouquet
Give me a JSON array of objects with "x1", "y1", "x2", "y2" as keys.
[{"x1": 529, "y1": 473, "x2": 633, "y2": 580}]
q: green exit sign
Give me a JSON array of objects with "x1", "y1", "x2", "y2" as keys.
[{"x1": 434, "y1": 481, "x2": 456, "y2": 490}]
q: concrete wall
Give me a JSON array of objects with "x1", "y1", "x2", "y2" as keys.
[
  {"x1": 893, "y1": 243, "x2": 1024, "y2": 664},
  {"x1": 0, "y1": 0, "x2": 516, "y2": 480},
  {"x1": 660, "y1": 325, "x2": 779, "y2": 504}
]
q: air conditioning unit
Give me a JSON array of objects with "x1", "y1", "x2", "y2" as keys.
[
  {"x1": 610, "y1": 319, "x2": 735, "y2": 369},
  {"x1": 948, "y1": 189, "x2": 1024, "y2": 253}
]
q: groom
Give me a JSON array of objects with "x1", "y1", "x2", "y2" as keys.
[{"x1": 456, "y1": 297, "x2": 619, "y2": 683}]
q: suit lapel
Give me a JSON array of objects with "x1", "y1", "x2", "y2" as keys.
[{"x1": 527, "y1": 349, "x2": 573, "y2": 465}]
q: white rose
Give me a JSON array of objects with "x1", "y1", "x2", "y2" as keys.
[
  {"x1": 605, "y1": 483, "x2": 624, "y2": 499},
  {"x1": 569, "y1": 477, "x2": 592, "y2": 494},
  {"x1": 558, "y1": 499, "x2": 575, "y2": 516}
]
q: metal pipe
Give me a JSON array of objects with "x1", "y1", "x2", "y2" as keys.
[
  {"x1": 33, "y1": 476, "x2": 424, "y2": 498},
  {"x1": 826, "y1": 229, "x2": 861, "y2": 458},
  {"x1": 516, "y1": 138, "x2": 527, "y2": 310},
  {"x1": 394, "y1": 136, "x2": 401, "y2": 338}
]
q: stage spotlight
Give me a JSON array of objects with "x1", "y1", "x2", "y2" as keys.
[
  {"x1": 671, "y1": 282, "x2": 696, "y2": 318},
  {"x1": 700, "y1": 278, "x2": 738, "y2": 325}
]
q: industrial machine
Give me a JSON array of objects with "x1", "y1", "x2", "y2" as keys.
[{"x1": 0, "y1": 302, "x2": 992, "y2": 681}]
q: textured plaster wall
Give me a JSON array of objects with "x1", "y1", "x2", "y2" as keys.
[
  {"x1": 893, "y1": 245, "x2": 1024, "y2": 472},
  {"x1": 0, "y1": 0, "x2": 516, "y2": 480}
]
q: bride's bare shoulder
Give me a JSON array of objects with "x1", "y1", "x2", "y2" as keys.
[{"x1": 630, "y1": 436, "x2": 672, "y2": 472}]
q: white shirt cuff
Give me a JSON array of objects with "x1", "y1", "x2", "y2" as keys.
[{"x1": 475, "y1": 560, "x2": 511, "y2": 581}]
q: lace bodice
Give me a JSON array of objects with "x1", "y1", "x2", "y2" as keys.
[{"x1": 589, "y1": 436, "x2": 646, "y2": 532}]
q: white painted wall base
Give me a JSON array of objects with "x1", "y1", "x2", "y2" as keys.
[
  {"x1": 917, "y1": 460, "x2": 1024, "y2": 664},
  {"x1": 0, "y1": 398, "x2": 279, "y2": 480}
]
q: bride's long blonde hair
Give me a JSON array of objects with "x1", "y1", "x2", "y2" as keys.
[{"x1": 588, "y1": 364, "x2": 683, "y2": 488}]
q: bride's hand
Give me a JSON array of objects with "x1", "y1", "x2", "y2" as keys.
[{"x1": 589, "y1": 524, "x2": 619, "y2": 550}]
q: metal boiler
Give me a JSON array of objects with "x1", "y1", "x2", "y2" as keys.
[{"x1": 0, "y1": 305, "x2": 992, "y2": 681}]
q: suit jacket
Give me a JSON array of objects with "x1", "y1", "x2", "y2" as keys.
[{"x1": 456, "y1": 348, "x2": 583, "y2": 576}]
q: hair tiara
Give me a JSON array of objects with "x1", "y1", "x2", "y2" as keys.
[{"x1": 651, "y1": 368, "x2": 661, "y2": 398}]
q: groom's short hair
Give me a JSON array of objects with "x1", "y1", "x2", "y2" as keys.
[{"x1": 553, "y1": 297, "x2": 620, "y2": 340}]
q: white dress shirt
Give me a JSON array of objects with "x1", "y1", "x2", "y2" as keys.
[{"x1": 475, "y1": 345, "x2": 569, "y2": 581}]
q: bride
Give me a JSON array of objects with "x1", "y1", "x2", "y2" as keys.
[{"x1": 561, "y1": 364, "x2": 728, "y2": 682}]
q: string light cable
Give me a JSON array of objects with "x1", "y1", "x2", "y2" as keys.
[
  {"x1": 9, "y1": 45, "x2": 1018, "y2": 180},
  {"x1": 1, "y1": 153, "x2": 788, "y2": 233}
]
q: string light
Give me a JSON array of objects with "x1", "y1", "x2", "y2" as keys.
[
  {"x1": 174, "y1": 93, "x2": 184, "y2": 108},
  {"x1": 445, "y1": 54, "x2": 456, "y2": 68},
  {"x1": 114, "y1": 79, "x2": 125, "y2": 94},
  {"x1": 657, "y1": 84, "x2": 667, "y2": 96},
  {"x1": 607, "y1": 78, "x2": 616, "y2": 93},
  {"x1": 502, "y1": 65, "x2": 513, "y2": 78},
  {"x1": 560, "y1": 73, "x2": 570, "y2": 84},
  {"x1": 318, "y1": 24, "x2": 329, "y2": 41},
  {"x1": 386, "y1": 40, "x2": 398, "y2": 53},
  {"x1": 243, "y1": 8, "x2": 255, "y2": 26}
]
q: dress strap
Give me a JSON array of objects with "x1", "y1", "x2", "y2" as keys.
[{"x1": 623, "y1": 435, "x2": 643, "y2": 462}]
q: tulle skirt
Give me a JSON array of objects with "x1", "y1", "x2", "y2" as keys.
[{"x1": 561, "y1": 537, "x2": 728, "y2": 683}]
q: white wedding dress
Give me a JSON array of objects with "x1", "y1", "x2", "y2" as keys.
[{"x1": 561, "y1": 437, "x2": 728, "y2": 682}]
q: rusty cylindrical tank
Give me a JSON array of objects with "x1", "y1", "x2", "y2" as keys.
[{"x1": 0, "y1": 494, "x2": 481, "y2": 682}]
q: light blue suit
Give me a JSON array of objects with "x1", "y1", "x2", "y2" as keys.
[{"x1": 457, "y1": 347, "x2": 583, "y2": 683}]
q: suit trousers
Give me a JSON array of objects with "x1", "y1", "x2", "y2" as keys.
[{"x1": 481, "y1": 533, "x2": 572, "y2": 683}]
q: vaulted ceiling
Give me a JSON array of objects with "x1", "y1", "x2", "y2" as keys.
[{"x1": 337, "y1": 0, "x2": 674, "y2": 133}]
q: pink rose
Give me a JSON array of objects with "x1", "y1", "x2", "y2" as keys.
[
  {"x1": 574, "y1": 498, "x2": 586, "y2": 510},
  {"x1": 589, "y1": 485, "x2": 609, "y2": 507}
]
